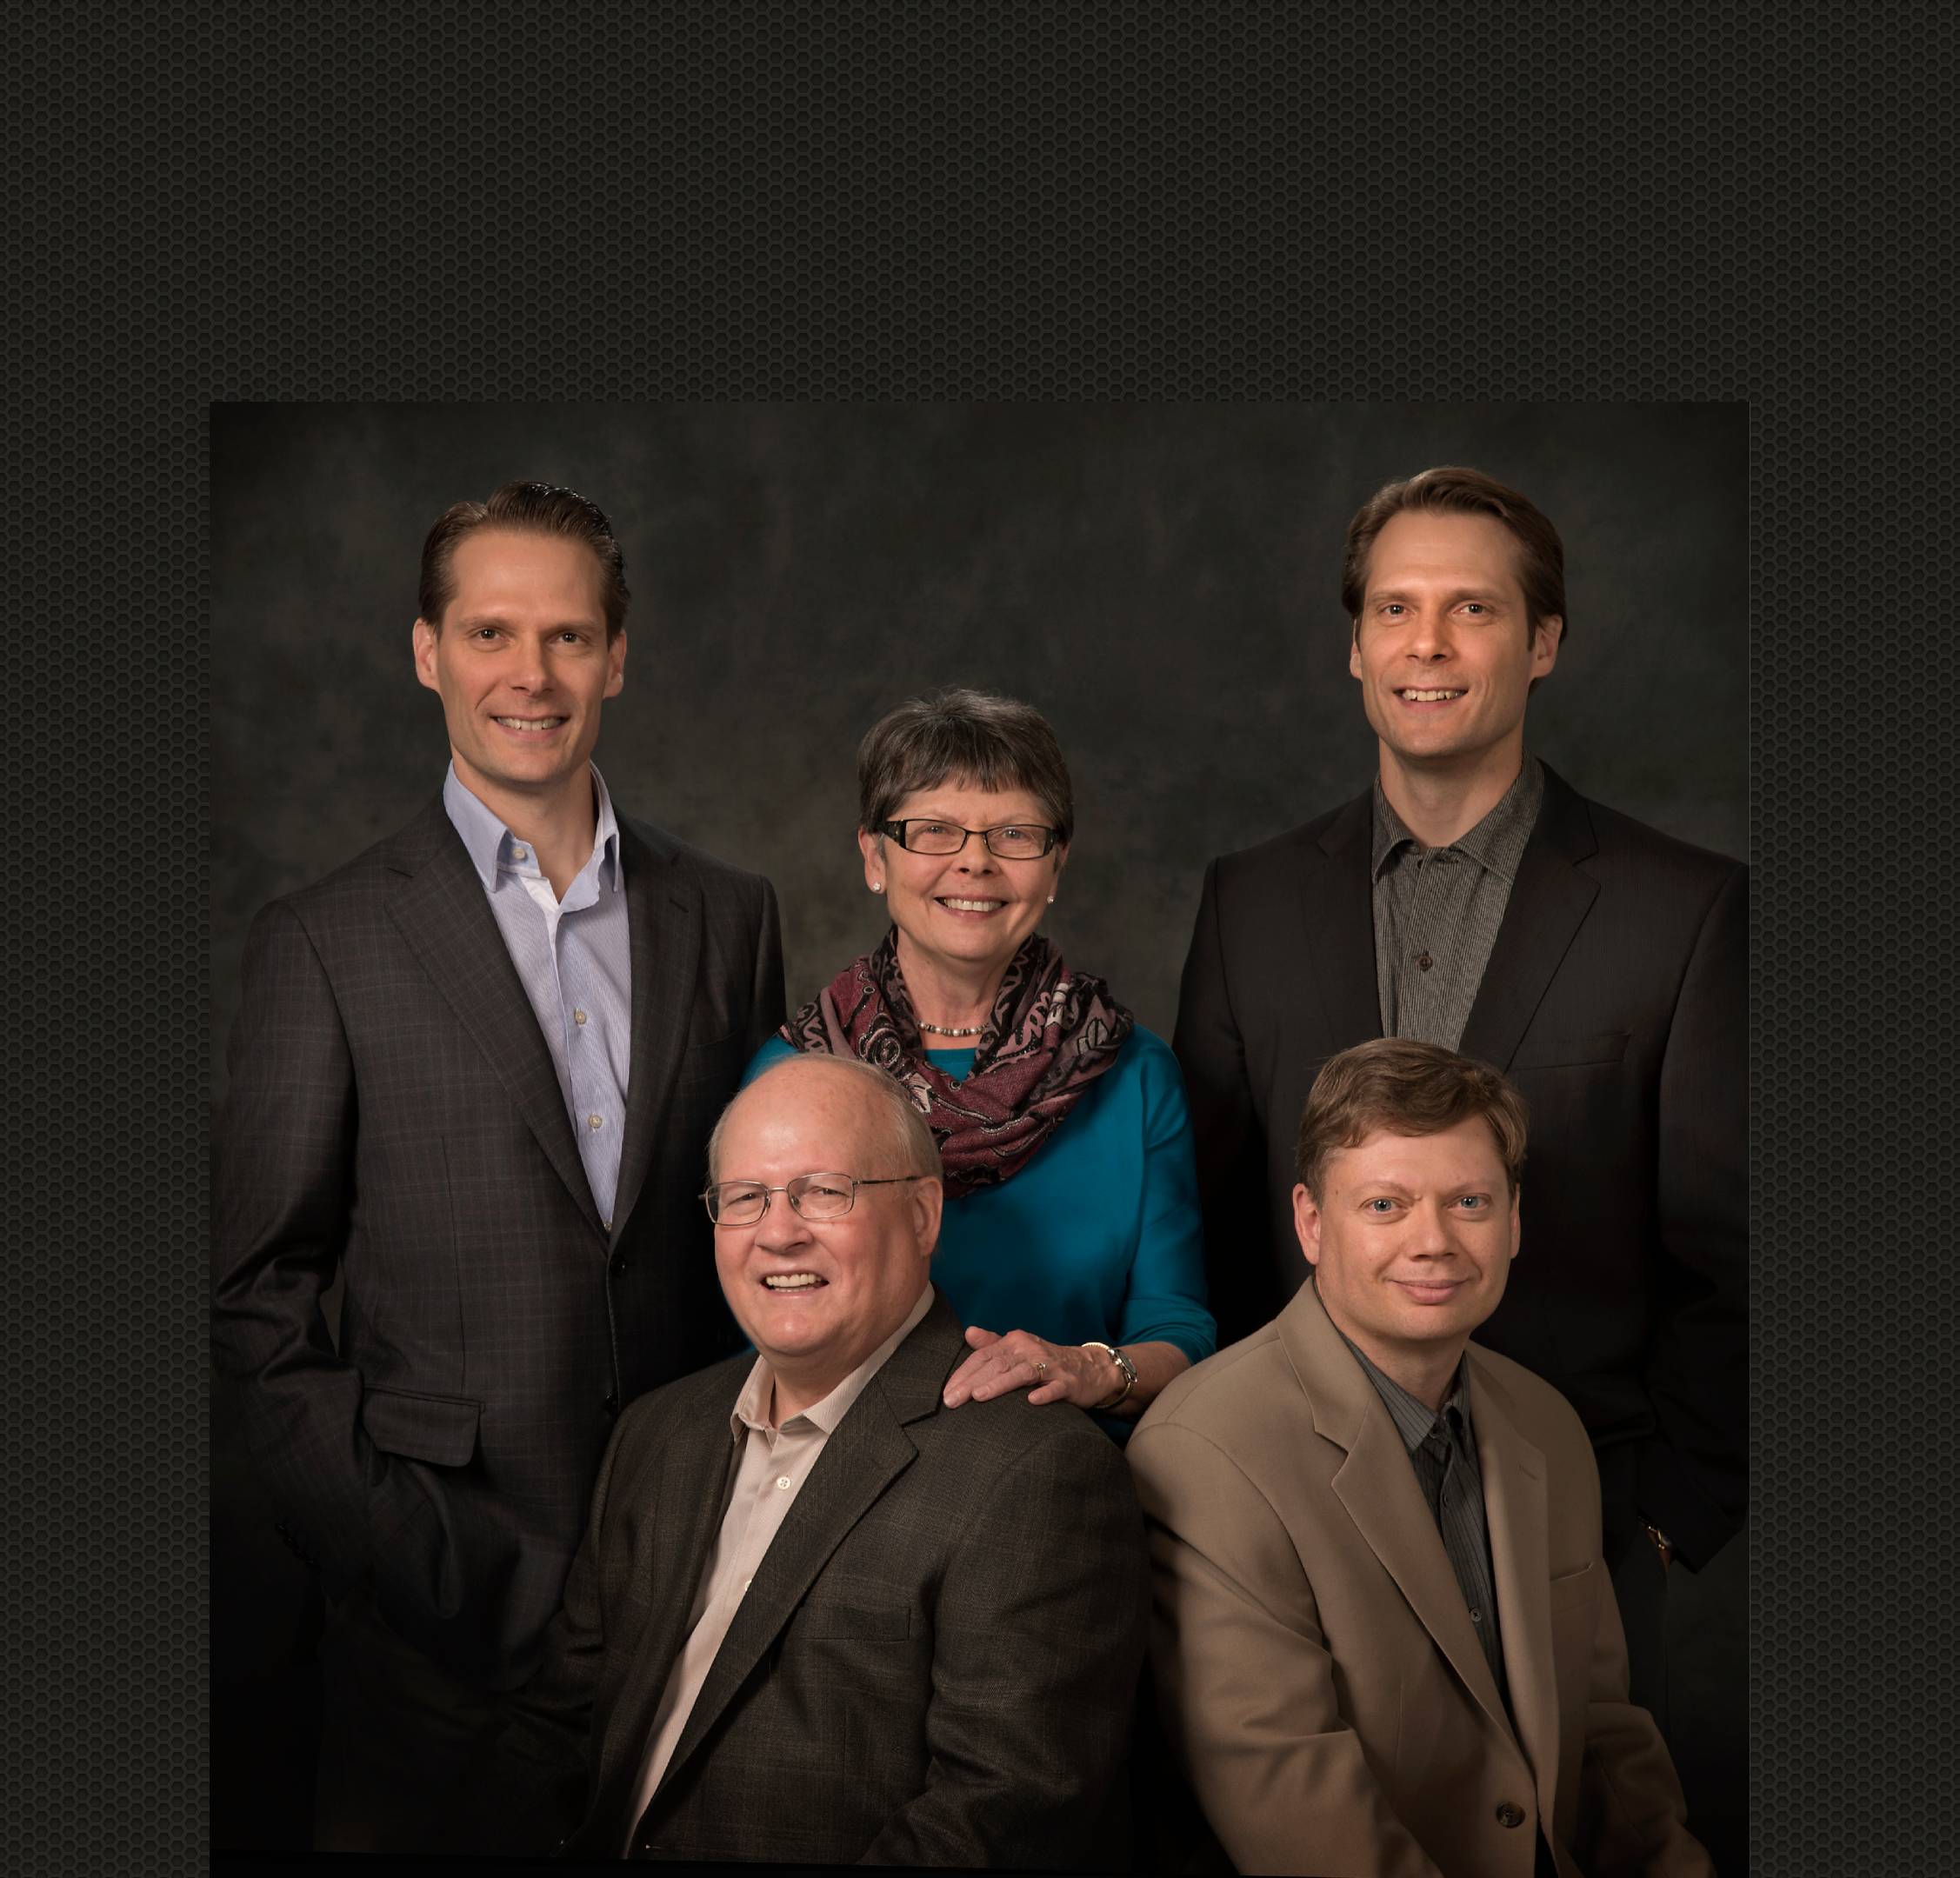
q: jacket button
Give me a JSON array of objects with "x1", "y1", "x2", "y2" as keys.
[
  {"x1": 603, "y1": 1390, "x2": 619, "y2": 1415},
  {"x1": 611, "y1": 1253, "x2": 628, "y2": 1279},
  {"x1": 1496, "y1": 1801, "x2": 1526, "y2": 1828}
]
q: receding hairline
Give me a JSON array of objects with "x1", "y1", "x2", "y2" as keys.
[
  {"x1": 423, "y1": 526, "x2": 612, "y2": 629},
  {"x1": 707, "y1": 1056, "x2": 942, "y2": 1185}
]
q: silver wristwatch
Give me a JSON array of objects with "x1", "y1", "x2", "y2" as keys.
[{"x1": 1083, "y1": 1340, "x2": 1137, "y2": 1410}]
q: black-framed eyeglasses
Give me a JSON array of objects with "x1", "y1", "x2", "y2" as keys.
[
  {"x1": 877, "y1": 818, "x2": 1060, "y2": 859},
  {"x1": 700, "y1": 1170, "x2": 930, "y2": 1226}
]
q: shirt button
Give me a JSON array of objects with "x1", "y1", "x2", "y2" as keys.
[
  {"x1": 511, "y1": 846, "x2": 528, "y2": 861},
  {"x1": 1496, "y1": 1802, "x2": 1526, "y2": 1828},
  {"x1": 574, "y1": 1009, "x2": 589, "y2": 1025},
  {"x1": 587, "y1": 1113, "x2": 603, "y2": 1129},
  {"x1": 1417, "y1": 951, "x2": 1434, "y2": 971},
  {"x1": 1470, "y1": 1608, "x2": 1483, "y2": 1623},
  {"x1": 776, "y1": 1476, "x2": 791, "y2": 1489}
]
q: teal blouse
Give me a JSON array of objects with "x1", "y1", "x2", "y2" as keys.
[{"x1": 743, "y1": 1028, "x2": 1217, "y2": 1398}]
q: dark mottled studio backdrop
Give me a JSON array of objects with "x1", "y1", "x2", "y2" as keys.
[
  {"x1": 210, "y1": 401, "x2": 1746, "y2": 1854},
  {"x1": 212, "y1": 402, "x2": 1744, "y2": 1096}
]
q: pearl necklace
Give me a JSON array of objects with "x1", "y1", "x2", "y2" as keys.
[{"x1": 917, "y1": 1020, "x2": 985, "y2": 1037}]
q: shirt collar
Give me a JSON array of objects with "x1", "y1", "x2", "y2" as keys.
[
  {"x1": 1370, "y1": 753, "x2": 1544, "y2": 884},
  {"x1": 441, "y1": 761, "x2": 623, "y2": 896},
  {"x1": 730, "y1": 1283, "x2": 937, "y2": 1439},
  {"x1": 1322, "y1": 1290, "x2": 1473, "y2": 1455}
]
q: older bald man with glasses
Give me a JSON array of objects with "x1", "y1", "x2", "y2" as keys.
[{"x1": 471, "y1": 1053, "x2": 1150, "y2": 1867}]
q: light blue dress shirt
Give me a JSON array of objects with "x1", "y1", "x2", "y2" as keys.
[
  {"x1": 443, "y1": 763, "x2": 633, "y2": 1227},
  {"x1": 744, "y1": 1026, "x2": 1215, "y2": 1436}
]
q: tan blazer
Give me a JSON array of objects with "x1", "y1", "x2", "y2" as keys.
[{"x1": 1128, "y1": 1284, "x2": 1712, "y2": 1878}]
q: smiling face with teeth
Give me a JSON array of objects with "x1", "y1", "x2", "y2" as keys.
[
  {"x1": 857, "y1": 779, "x2": 1068, "y2": 1011},
  {"x1": 411, "y1": 528, "x2": 625, "y2": 821},
  {"x1": 1348, "y1": 508, "x2": 1561, "y2": 793},
  {"x1": 711, "y1": 1058, "x2": 942, "y2": 1422}
]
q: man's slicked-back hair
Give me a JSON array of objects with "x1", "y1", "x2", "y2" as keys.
[
  {"x1": 1295, "y1": 1037, "x2": 1529, "y2": 1199},
  {"x1": 417, "y1": 480, "x2": 630, "y2": 640},
  {"x1": 857, "y1": 688, "x2": 1074, "y2": 843},
  {"x1": 707, "y1": 1055, "x2": 944, "y2": 1189},
  {"x1": 1340, "y1": 465, "x2": 1568, "y2": 645}
]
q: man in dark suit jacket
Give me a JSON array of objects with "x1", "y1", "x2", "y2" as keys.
[
  {"x1": 481, "y1": 1052, "x2": 1149, "y2": 1865},
  {"x1": 1173, "y1": 468, "x2": 1744, "y2": 1856},
  {"x1": 210, "y1": 483, "x2": 785, "y2": 1850}
]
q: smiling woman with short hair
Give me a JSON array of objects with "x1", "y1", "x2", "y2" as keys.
[{"x1": 743, "y1": 687, "x2": 1214, "y2": 1432}]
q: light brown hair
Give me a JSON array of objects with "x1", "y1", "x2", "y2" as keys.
[
  {"x1": 1340, "y1": 465, "x2": 1568, "y2": 644},
  {"x1": 417, "y1": 480, "x2": 630, "y2": 640},
  {"x1": 1295, "y1": 1037, "x2": 1529, "y2": 1198}
]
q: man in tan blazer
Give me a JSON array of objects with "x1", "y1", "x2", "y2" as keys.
[{"x1": 1129, "y1": 1039, "x2": 1711, "y2": 1878}]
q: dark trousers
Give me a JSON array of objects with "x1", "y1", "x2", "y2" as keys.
[
  {"x1": 1612, "y1": 1522, "x2": 1749, "y2": 1875},
  {"x1": 313, "y1": 1587, "x2": 505, "y2": 1854}
]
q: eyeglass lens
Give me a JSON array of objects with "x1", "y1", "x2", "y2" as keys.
[{"x1": 708, "y1": 1173, "x2": 857, "y2": 1223}]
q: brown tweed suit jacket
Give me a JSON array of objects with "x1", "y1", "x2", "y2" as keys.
[
  {"x1": 1129, "y1": 1284, "x2": 1711, "y2": 1878},
  {"x1": 486, "y1": 1293, "x2": 1150, "y2": 1867},
  {"x1": 211, "y1": 793, "x2": 784, "y2": 1688}
]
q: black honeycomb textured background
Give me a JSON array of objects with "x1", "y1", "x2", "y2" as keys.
[{"x1": 10, "y1": 5, "x2": 1959, "y2": 1873}]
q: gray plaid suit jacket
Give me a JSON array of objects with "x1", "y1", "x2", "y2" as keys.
[
  {"x1": 211, "y1": 792, "x2": 785, "y2": 1688},
  {"x1": 484, "y1": 1293, "x2": 1150, "y2": 1867}
]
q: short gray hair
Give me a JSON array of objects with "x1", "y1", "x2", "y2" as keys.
[
  {"x1": 707, "y1": 1055, "x2": 943, "y2": 1187},
  {"x1": 857, "y1": 688, "x2": 1074, "y2": 842}
]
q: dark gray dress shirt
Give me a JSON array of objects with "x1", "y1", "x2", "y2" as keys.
[
  {"x1": 1371, "y1": 756, "x2": 1544, "y2": 1048},
  {"x1": 1331, "y1": 1315, "x2": 1508, "y2": 1704}
]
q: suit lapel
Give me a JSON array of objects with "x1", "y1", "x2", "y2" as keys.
[
  {"x1": 610, "y1": 822, "x2": 703, "y2": 1242},
  {"x1": 1279, "y1": 1286, "x2": 1515, "y2": 1742},
  {"x1": 590, "y1": 1391, "x2": 745, "y2": 1811},
  {"x1": 383, "y1": 798, "x2": 601, "y2": 1230},
  {"x1": 1457, "y1": 766, "x2": 1600, "y2": 1071},
  {"x1": 1307, "y1": 790, "x2": 1386, "y2": 1046},
  {"x1": 654, "y1": 1299, "x2": 959, "y2": 1795},
  {"x1": 1469, "y1": 1351, "x2": 1561, "y2": 1814}
]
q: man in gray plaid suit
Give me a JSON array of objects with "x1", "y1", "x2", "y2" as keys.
[
  {"x1": 478, "y1": 1053, "x2": 1150, "y2": 1865},
  {"x1": 211, "y1": 483, "x2": 786, "y2": 1851}
]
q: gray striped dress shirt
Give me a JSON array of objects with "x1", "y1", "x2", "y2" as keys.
[
  {"x1": 1371, "y1": 756, "x2": 1543, "y2": 1049},
  {"x1": 443, "y1": 763, "x2": 633, "y2": 1226},
  {"x1": 1332, "y1": 1316, "x2": 1508, "y2": 1704}
]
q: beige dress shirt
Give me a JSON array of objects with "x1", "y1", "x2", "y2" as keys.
[{"x1": 621, "y1": 1284, "x2": 937, "y2": 1848}]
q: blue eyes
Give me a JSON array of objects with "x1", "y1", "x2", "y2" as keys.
[{"x1": 1361, "y1": 1194, "x2": 1491, "y2": 1215}]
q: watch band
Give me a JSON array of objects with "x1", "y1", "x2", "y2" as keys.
[{"x1": 1082, "y1": 1340, "x2": 1137, "y2": 1410}]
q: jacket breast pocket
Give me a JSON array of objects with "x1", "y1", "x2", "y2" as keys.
[
  {"x1": 671, "y1": 1023, "x2": 750, "y2": 1096},
  {"x1": 1547, "y1": 1560, "x2": 1598, "y2": 1615},
  {"x1": 1511, "y1": 1030, "x2": 1630, "y2": 1071},
  {"x1": 784, "y1": 1595, "x2": 912, "y2": 1642},
  {"x1": 360, "y1": 1385, "x2": 482, "y2": 1467}
]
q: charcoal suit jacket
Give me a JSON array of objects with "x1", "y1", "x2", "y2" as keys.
[
  {"x1": 1129, "y1": 1283, "x2": 1710, "y2": 1878},
  {"x1": 210, "y1": 792, "x2": 785, "y2": 1688},
  {"x1": 1173, "y1": 764, "x2": 1746, "y2": 1568},
  {"x1": 484, "y1": 1292, "x2": 1150, "y2": 1867}
]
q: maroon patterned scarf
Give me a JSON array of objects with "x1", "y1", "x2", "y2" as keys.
[{"x1": 782, "y1": 928, "x2": 1133, "y2": 1196}]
